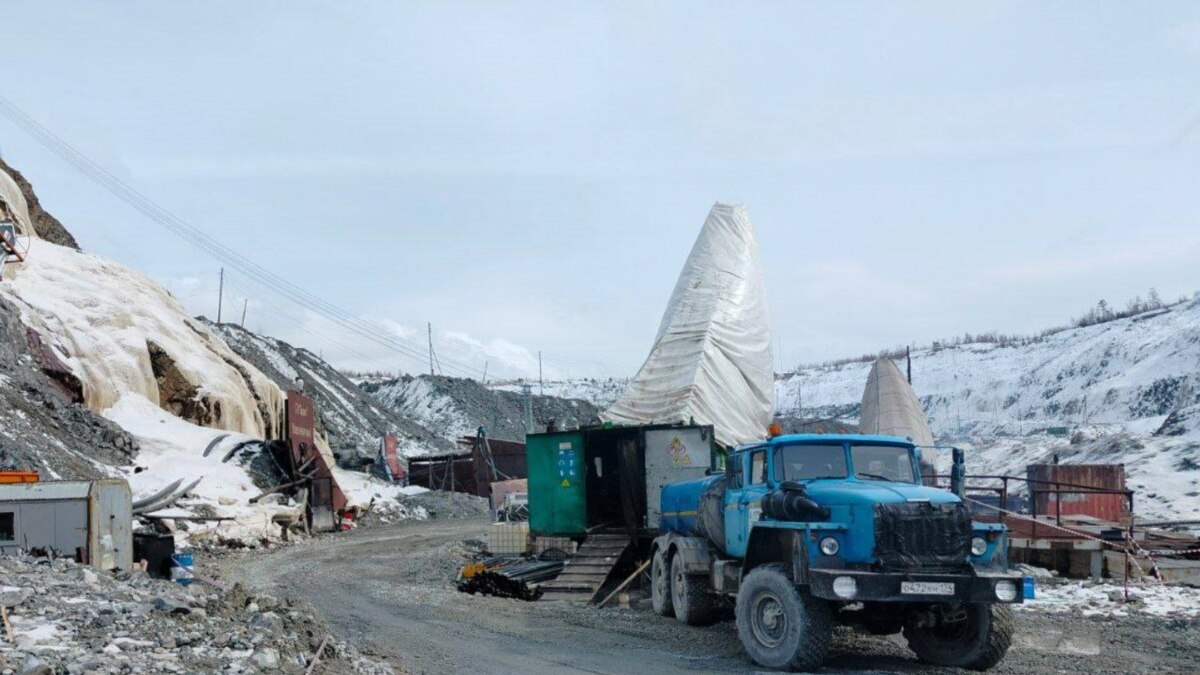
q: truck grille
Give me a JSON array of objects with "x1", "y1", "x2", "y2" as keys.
[{"x1": 873, "y1": 502, "x2": 971, "y2": 572}]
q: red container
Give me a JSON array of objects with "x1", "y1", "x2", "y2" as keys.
[{"x1": 1027, "y1": 464, "x2": 1128, "y2": 523}]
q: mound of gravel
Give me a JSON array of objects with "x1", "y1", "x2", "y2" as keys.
[{"x1": 0, "y1": 553, "x2": 391, "y2": 674}]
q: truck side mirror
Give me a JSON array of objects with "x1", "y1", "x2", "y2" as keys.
[{"x1": 950, "y1": 447, "x2": 965, "y2": 498}]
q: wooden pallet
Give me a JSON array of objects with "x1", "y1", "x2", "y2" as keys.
[{"x1": 538, "y1": 533, "x2": 630, "y2": 603}]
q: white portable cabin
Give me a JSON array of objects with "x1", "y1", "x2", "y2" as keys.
[{"x1": 0, "y1": 479, "x2": 133, "y2": 570}]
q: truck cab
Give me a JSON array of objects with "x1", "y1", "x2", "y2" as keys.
[{"x1": 653, "y1": 434, "x2": 1022, "y2": 671}]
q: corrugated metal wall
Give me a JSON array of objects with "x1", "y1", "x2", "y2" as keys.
[{"x1": 1027, "y1": 464, "x2": 1128, "y2": 523}]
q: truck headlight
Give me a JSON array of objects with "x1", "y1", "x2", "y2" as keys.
[
  {"x1": 819, "y1": 537, "x2": 839, "y2": 556},
  {"x1": 970, "y1": 537, "x2": 988, "y2": 556},
  {"x1": 995, "y1": 580, "x2": 1017, "y2": 602},
  {"x1": 832, "y1": 576, "x2": 857, "y2": 599}
]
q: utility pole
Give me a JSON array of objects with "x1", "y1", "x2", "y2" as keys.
[
  {"x1": 217, "y1": 267, "x2": 224, "y2": 323},
  {"x1": 521, "y1": 383, "x2": 534, "y2": 434},
  {"x1": 482, "y1": 361, "x2": 489, "y2": 385},
  {"x1": 240, "y1": 298, "x2": 248, "y2": 327},
  {"x1": 906, "y1": 346, "x2": 912, "y2": 384},
  {"x1": 538, "y1": 350, "x2": 543, "y2": 395},
  {"x1": 427, "y1": 323, "x2": 435, "y2": 377}
]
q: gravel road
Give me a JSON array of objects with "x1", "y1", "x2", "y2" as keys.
[{"x1": 217, "y1": 516, "x2": 1200, "y2": 674}]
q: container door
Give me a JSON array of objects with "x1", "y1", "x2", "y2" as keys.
[
  {"x1": 643, "y1": 427, "x2": 713, "y2": 530},
  {"x1": 526, "y1": 431, "x2": 585, "y2": 536}
]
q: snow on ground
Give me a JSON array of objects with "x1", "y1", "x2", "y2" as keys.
[
  {"x1": 109, "y1": 395, "x2": 427, "y2": 544},
  {"x1": 1018, "y1": 580, "x2": 1200, "y2": 618},
  {"x1": 106, "y1": 396, "x2": 299, "y2": 544},
  {"x1": 0, "y1": 240, "x2": 284, "y2": 438}
]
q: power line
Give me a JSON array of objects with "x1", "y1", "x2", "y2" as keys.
[{"x1": 0, "y1": 95, "x2": 488, "y2": 378}]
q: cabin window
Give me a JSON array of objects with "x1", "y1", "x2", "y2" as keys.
[
  {"x1": 774, "y1": 444, "x2": 848, "y2": 481},
  {"x1": 0, "y1": 512, "x2": 13, "y2": 541},
  {"x1": 749, "y1": 450, "x2": 767, "y2": 484},
  {"x1": 728, "y1": 454, "x2": 743, "y2": 488}
]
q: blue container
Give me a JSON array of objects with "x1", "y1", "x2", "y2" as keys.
[
  {"x1": 1022, "y1": 576, "x2": 1036, "y2": 600},
  {"x1": 171, "y1": 552, "x2": 194, "y2": 586}
]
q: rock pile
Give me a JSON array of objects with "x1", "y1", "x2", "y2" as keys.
[{"x1": 0, "y1": 554, "x2": 392, "y2": 674}]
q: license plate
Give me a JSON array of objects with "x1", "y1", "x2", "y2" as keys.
[{"x1": 901, "y1": 581, "x2": 955, "y2": 596}]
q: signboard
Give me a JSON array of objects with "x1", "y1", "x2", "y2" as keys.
[
  {"x1": 285, "y1": 392, "x2": 347, "y2": 529},
  {"x1": 644, "y1": 427, "x2": 713, "y2": 529},
  {"x1": 285, "y1": 392, "x2": 315, "y2": 470}
]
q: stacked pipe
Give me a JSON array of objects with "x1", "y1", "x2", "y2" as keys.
[{"x1": 457, "y1": 557, "x2": 565, "y2": 601}]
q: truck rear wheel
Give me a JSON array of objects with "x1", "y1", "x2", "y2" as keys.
[
  {"x1": 651, "y1": 548, "x2": 674, "y2": 617},
  {"x1": 904, "y1": 603, "x2": 1013, "y2": 671},
  {"x1": 735, "y1": 564, "x2": 832, "y2": 671},
  {"x1": 670, "y1": 552, "x2": 716, "y2": 625}
]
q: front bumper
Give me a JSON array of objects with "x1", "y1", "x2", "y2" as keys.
[{"x1": 808, "y1": 569, "x2": 1024, "y2": 604}]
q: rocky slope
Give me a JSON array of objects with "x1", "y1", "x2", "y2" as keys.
[
  {"x1": 0, "y1": 155, "x2": 79, "y2": 249},
  {"x1": 203, "y1": 320, "x2": 453, "y2": 458},
  {"x1": 0, "y1": 294, "x2": 137, "y2": 478},
  {"x1": 364, "y1": 375, "x2": 602, "y2": 443}
]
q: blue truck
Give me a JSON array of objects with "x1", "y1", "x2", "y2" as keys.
[{"x1": 651, "y1": 433, "x2": 1022, "y2": 671}]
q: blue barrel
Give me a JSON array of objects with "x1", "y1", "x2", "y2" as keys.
[
  {"x1": 1022, "y1": 576, "x2": 1036, "y2": 600},
  {"x1": 171, "y1": 552, "x2": 194, "y2": 586}
]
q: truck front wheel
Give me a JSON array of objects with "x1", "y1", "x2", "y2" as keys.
[
  {"x1": 670, "y1": 553, "x2": 716, "y2": 625},
  {"x1": 735, "y1": 564, "x2": 832, "y2": 671},
  {"x1": 903, "y1": 603, "x2": 1014, "y2": 671},
  {"x1": 651, "y1": 548, "x2": 674, "y2": 617}
]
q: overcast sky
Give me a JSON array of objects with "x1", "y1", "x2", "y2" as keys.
[{"x1": 2, "y1": 2, "x2": 1198, "y2": 379}]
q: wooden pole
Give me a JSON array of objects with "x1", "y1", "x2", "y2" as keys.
[
  {"x1": 597, "y1": 559, "x2": 651, "y2": 608},
  {"x1": 240, "y1": 298, "x2": 248, "y2": 327},
  {"x1": 305, "y1": 634, "x2": 332, "y2": 675},
  {"x1": 217, "y1": 267, "x2": 224, "y2": 323},
  {"x1": 428, "y1": 323, "x2": 435, "y2": 376}
]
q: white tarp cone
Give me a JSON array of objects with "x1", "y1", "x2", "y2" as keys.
[
  {"x1": 859, "y1": 357, "x2": 937, "y2": 477},
  {"x1": 602, "y1": 202, "x2": 774, "y2": 447}
]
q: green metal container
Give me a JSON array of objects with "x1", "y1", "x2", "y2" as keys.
[{"x1": 527, "y1": 430, "x2": 586, "y2": 536}]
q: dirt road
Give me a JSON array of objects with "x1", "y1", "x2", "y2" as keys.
[{"x1": 219, "y1": 517, "x2": 1200, "y2": 674}]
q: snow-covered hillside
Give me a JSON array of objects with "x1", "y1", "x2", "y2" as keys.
[
  {"x1": 366, "y1": 375, "x2": 602, "y2": 443},
  {"x1": 0, "y1": 165, "x2": 426, "y2": 542},
  {"x1": 776, "y1": 299, "x2": 1200, "y2": 438},
  {"x1": 490, "y1": 378, "x2": 628, "y2": 409},
  {"x1": 206, "y1": 321, "x2": 453, "y2": 458},
  {"x1": 1, "y1": 240, "x2": 285, "y2": 439}
]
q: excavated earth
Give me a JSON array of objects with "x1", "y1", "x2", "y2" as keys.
[{"x1": 218, "y1": 514, "x2": 1200, "y2": 675}]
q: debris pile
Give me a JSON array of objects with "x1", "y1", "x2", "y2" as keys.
[
  {"x1": 456, "y1": 557, "x2": 566, "y2": 601},
  {"x1": 0, "y1": 553, "x2": 392, "y2": 673}
]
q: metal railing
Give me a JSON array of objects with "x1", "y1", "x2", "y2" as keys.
[{"x1": 923, "y1": 473, "x2": 1135, "y2": 539}]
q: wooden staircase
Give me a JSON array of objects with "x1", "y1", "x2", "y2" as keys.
[{"x1": 538, "y1": 533, "x2": 631, "y2": 603}]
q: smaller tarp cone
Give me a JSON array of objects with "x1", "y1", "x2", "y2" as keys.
[
  {"x1": 859, "y1": 357, "x2": 936, "y2": 480},
  {"x1": 602, "y1": 202, "x2": 773, "y2": 447}
]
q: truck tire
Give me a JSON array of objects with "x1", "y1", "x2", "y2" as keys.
[
  {"x1": 903, "y1": 603, "x2": 1014, "y2": 671},
  {"x1": 651, "y1": 548, "x2": 674, "y2": 617},
  {"x1": 670, "y1": 552, "x2": 716, "y2": 626},
  {"x1": 735, "y1": 564, "x2": 832, "y2": 671}
]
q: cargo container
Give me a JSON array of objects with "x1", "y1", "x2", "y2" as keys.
[
  {"x1": 527, "y1": 423, "x2": 716, "y2": 537},
  {"x1": 1027, "y1": 464, "x2": 1129, "y2": 523},
  {"x1": 0, "y1": 479, "x2": 133, "y2": 569}
]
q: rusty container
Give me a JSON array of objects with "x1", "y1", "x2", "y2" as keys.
[{"x1": 1027, "y1": 464, "x2": 1128, "y2": 523}]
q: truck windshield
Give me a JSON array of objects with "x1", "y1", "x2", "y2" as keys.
[
  {"x1": 774, "y1": 444, "x2": 848, "y2": 481},
  {"x1": 851, "y1": 444, "x2": 917, "y2": 483}
]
